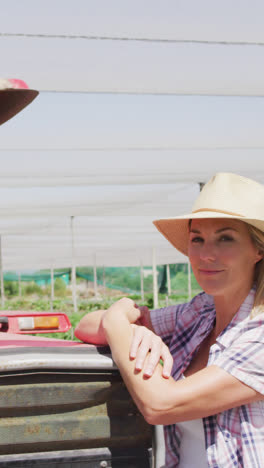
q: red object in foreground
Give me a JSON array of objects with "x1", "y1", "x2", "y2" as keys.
[
  {"x1": 0, "y1": 311, "x2": 71, "y2": 334},
  {"x1": 7, "y1": 78, "x2": 29, "y2": 89}
]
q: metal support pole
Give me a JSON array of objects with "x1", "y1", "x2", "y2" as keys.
[
  {"x1": 140, "y1": 261, "x2": 144, "y2": 302},
  {"x1": 166, "y1": 264, "x2": 171, "y2": 296},
  {"x1": 0, "y1": 236, "x2": 5, "y2": 308},
  {"x1": 152, "y1": 247, "x2": 158, "y2": 309},
  {"x1": 93, "y1": 254, "x2": 98, "y2": 299},
  {"x1": 103, "y1": 265, "x2": 106, "y2": 294},
  {"x1": 18, "y1": 272, "x2": 21, "y2": 298},
  {"x1": 70, "y1": 216, "x2": 78, "y2": 313},
  {"x1": 188, "y1": 260, "x2": 192, "y2": 301},
  {"x1": 50, "y1": 265, "x2": 54, "y2": 312}
]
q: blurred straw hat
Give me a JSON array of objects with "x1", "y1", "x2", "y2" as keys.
[
  {"x1": 153, "y1": 172, "x2": 264, "y2": 256},
  {"x1": 0, "y1": 78, "x2": 38, "y2": 125}
]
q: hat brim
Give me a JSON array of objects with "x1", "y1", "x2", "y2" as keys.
[
  {"x1": 0, "y1": 89, "x2": 39, "y2": 125},
  {"x1": 153, "y1": 211, "x2": 264, "y2": 256}
]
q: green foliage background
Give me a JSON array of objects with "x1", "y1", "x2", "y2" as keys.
[{"x1": 0, "y1": 265, "x2": 201, "y2": 341}]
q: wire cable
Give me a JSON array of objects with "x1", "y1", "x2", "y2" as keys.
[
  {"x1": 1, "y1": 146, "x2": 264, "y2": 152},
  {"x1": 1, "y1": 32, "x2": 264, "y2": 47}
]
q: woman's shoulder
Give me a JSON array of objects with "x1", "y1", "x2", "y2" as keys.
[
  {"x1": 185, "y1": 291, "x2": 215, "y2": 316},
  {"x1": 151, "y1": 291, "x2": 214, "y2": 323}
]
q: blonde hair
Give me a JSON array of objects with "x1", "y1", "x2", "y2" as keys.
[{"x1": 248, "y1": 224, "x2": 264, "y2": 318}]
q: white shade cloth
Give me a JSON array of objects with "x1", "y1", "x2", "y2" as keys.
[
  {"x1": 0, "y1": 1, "x2": 264, "y2": 271},
  {"x1": 2, "y1": 1, "x2": 264, "y2": 96}
]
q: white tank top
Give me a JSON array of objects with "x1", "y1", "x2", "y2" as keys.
[
  {"x1": 177, "y1": 374, "x2": 208, "y2": 468},
  {"x1": 177, "y1": 417, "x2": 208, "y2": 468}
]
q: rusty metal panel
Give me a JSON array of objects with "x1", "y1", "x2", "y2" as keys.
[
  {"x1": 0, "y1": 371, "x2": 152, "y2": 457},
  {"x1": 0, "y1": 447, "x2": 152, "y2": 467},
  {"x1": 0, "y1": 381, "x2": 114, "y2": 414}
]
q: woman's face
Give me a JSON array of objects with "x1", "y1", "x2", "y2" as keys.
[{"x1": 188, "y1": 218, "x2": 263, "y2": 298}]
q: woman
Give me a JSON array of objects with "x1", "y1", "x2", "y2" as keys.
[{"x1": 75, "y1": 172, "x2": 264, "y2": 468}]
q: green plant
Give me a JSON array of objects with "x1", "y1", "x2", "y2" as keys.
[
  {"x1": 4, "y1": 281, "x2": 19, "y2": 297},
  {"x1": 24, "y1": 282, "x2": 43, "y2": 296},
  {"x1": 54, "y1": 277, "x2": 67, "y2": 297}
]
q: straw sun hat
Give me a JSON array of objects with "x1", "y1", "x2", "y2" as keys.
[
  {"x1": 153, "y1": 172, "x2": 264, "y2": 256},
  {"x1": 0, "y1": 78, "x2": 38, "y2": 125}
]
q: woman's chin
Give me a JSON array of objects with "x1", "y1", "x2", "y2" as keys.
[{"x1": 196, "y1": 278, "x2": 226, "y2": 297}]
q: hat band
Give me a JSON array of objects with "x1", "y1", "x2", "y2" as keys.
[{"x1": 192, "y1": 208, "x2": 245, "y2": 217}]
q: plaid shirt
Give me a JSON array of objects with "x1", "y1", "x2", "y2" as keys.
[{"x1": 151, "y1": 288, "x2": 264, "y2": 468}]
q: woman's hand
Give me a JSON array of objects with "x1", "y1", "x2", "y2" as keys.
[
  {"x1": 106, "y1": 297, "x2": 142, "y2": 323},
  {"x1": 135, "y1": 305, "x2": 152, "y2": 328},
  {"x1": 130, "y1": 324, "x2": 173, "y2": 379},
  {"x1": 103, "y1": 298, "x2": 173, "y2": 378}
]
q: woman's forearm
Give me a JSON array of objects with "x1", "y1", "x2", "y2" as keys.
[
  {"x1": 103, "y1": 308, "x2": 264, "y2": 427},
  {"x1": 74, "y1": 299, "x2": 152, "y2": 346},
  {"x1": 102, "y1": 308, "x2": 176, "y2": 423},
  {"x1": 74, "y1": 309, "x2": 108, "y2": 344}
]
